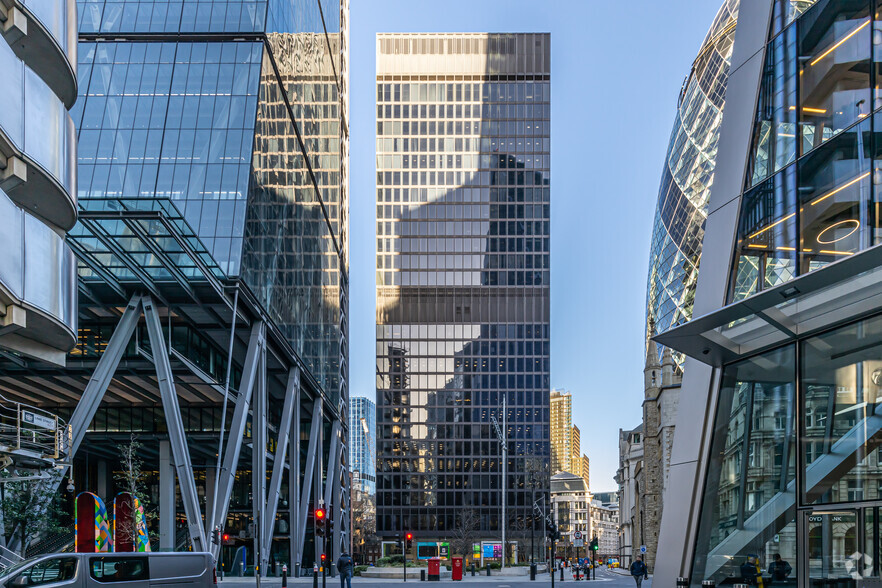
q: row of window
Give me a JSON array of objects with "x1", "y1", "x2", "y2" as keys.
[
  {"x1": 378, "y1": 187, "x2": 550, "y2": 204},
  {"x1": 377, "y1": 82, "x2": 550, "y2": 104},
  {"x1": 378, "y1": 120, "x2": 549, "y2": 138},
  {"x1": 377, "y1": 103, "x2": 550, "y2": 121},
  {"x1": 378, "y1": 137, "x2": 550, "y2": 155},
  {"x1": 376, "y1": 323, "x2": 548, "y2": 339}
]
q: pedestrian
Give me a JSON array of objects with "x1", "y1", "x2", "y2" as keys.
[
  {"x1": 630, "y1": 555, "x2": 649, "y2": 588},
  {"x1": 337, "y1": 551, "x2": 354, "y2": 588},
  {"x1": 740, "y1": 556, "x2": 762, "y2": 587},
  {"x1": 768, "y1": 554, "x2": 791, "y2": 584}
]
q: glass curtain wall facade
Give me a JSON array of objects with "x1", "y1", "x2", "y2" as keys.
[
  {"x1": 664, "y1": 1, "x2": 882, "y2": 586},
  {"x1": 350, "y1": 396, "x2": 377, "y2": 495},
  {"x1": 375, "y1": 33, "x2": 551, "y2": 542},
  {"x1": 0, "y1": 0, "x2": 348, "y2": 571},
  {"x1": 645, "y1": 0, "x2": 739, "y2": 364}
]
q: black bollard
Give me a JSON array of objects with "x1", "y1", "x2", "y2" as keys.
[
  {"x1": 677, "y1": 578, "x2": 690, "y2": 588},
  {"x1": 561, "y1": 566, "x2": 565, "y2": 582},
  {"x1": 487, "y1": 564, "x2": 491, "y2": 576},
  {"x1": 530, "y1": 563, "x2": 537, "y2": 581},
  {"x1": 471, "y1": 564, "x2": 476, "y2": 577},
  {"x1": 702, "y1": 582, "x2": 715, "y2": 588},
  {"x1": 313, "y1": 565, "x2": 319, "y2": 588},
  {"x1": 421, "y1": 570, "x2": 426, "y2": 582},
  {"x1": 282, "y1": 565, "x2": 288, "y2": 588}
]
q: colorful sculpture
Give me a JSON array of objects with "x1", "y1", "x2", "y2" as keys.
[{"x1": 75, "y1": 492, "x2": 111, "y2": 553}]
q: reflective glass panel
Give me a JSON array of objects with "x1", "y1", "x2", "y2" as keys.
[
  {"x1": 798, "y1": 0, "x2": 871, "y2": 155},
  {"x1": 731, "y1": 166, "x2": 798, "y2": 302},
  {"x1": 797, "y1": 117, "x2": 870, "y2": 272},
  {"x1": 747, "y1": 24, "x2": 797, "y2": 187},
  {"x1": 691, "y1": 345, "x2": 797, "y2": 586},
  {"x1": 801, "y1": 313, "x2": 882, "y2": 505}
]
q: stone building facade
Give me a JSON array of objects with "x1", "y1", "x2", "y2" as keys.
[{"x1": 616, "y1": 425, "x2": 643, "y2": 567}]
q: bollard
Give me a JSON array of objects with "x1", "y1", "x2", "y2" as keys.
[
  {"x1": 702, "y1": 582, "x2": 715, "y2": 588},
  {"x1": 421, "y1": 570, "x2": 426, "y2": 582},
  {"x1": 282, "y1": 564, "x2": 288, "y2": 587},
  {"x1": 313, "y1": 564, "x2": 319, "y2": 588},
  {"x1": 471, "y1": 564, "x2": 476, "y2": 577},
  {"x1": 561, "y1": 566, "x2": 565, "y2": 581},
  {"x1": 677, "y1": 578, "x2": 690, "y2": 588},
  {"x1": 530, "y1": 563, "x2": 537, "y2": 581},
  {"x1": 487, "y1": 564, "x2": 492, "y2": 576}
]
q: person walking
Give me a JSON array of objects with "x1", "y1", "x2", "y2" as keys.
[
  {"x1": 337, "y1": 552, "x2": 354, "y2": 588},
  {"x1": 630, "y1": 555, "x2": 649, "y2": 588}
]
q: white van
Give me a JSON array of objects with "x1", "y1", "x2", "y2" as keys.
[{"x1": 0, "y1": 552, "x2": 215, "y2": 587}]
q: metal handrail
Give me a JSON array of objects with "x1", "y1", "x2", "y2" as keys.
[{"x1": 0, "y1": 394, "x2": 68, "y2": 461}]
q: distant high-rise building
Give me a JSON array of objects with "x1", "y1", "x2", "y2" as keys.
[
  {"x1": 375, "y1": 32, "x2": 551, "y2": 542},
  {"x1": 582, "y1": 455, "x2": 590, "y2": 489},
  {"x1": 349, "y1": 396, "x2": 377, "y2": 495},
  {"x1": 571, "y1": 425, "x2": 581, "y2": 477},
  {"x1": 550, "y1": 390, "x2": 573, "y2": 474}
]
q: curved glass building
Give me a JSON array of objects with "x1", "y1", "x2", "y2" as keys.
[{"x1": 645, "y1": 0, "x2": 739, "y2": 362}]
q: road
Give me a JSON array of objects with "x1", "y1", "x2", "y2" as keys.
[{"x1": 218, "y1": 566, "x2": 648, "y2": 588}]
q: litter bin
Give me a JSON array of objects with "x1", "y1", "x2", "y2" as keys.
[
  {"x1": 428, "y1": 558, "x2": 441, "y2": 582},
  {"x1": 452, "y1": 557, "x2": 463, "y2": 581}
]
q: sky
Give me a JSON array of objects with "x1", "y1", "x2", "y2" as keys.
[{"x1": 348, "y1": 0, "x2": 724, "y2": 491}]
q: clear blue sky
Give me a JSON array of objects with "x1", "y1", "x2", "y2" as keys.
[{"x1": 348, "y1": 0, "x2": 723, "y2": 491}]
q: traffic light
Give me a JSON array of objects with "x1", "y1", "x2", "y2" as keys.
[
  {"x1": 315, "y1": 506, "x2": 327, "y2": 537},
  {"x1": 211, "y1": 527, "x2": 220, "y2": 545},
  {"x1": 222, "y1": 533, "x2": 230, "y2": 543},
  {"x1": 590, "y1": 537, "x2": 599, "y2": 551},
  {"x1": 406, "y1": 532, "x2": 413, "y2": 549},
  {"x1": 321, "y1": 553, "x2": 327, "y2": 563}
]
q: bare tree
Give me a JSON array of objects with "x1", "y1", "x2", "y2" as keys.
[
  {"x1": 450, "y1": 509, "x2": 480, "y2": 564},
  {"x1": 114, "y1": 434, "x2": 153, "y2": 548},
  {"x1": 351, "y1": 492, "x2": 377, "y2": 562}
]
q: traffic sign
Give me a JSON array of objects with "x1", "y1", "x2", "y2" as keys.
[
  {"x1": 573, "y1": 531, "x2": 584, "y2": 547},
  {"x1": 640, "y1": 545, "x2": 647, "y2": 554}
]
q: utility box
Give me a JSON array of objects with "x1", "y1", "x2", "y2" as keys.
[
  {"x1": 428, "y1": 558, "x2": 441, "y2": 581},
  {"x1": 452, "y1": 557, "x2": 463, "y2": 581}
]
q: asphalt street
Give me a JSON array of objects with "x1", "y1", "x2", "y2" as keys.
[{"x1": 217, "y1": 566, "x2": 650, "y2": 588}]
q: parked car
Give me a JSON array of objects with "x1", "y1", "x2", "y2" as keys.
[
  {"x1": 608, "y1": 558, "x2": 620, "y2": 568},
  {"x1": 0, "y1": 552, "x2": 216, "y2": 587}
]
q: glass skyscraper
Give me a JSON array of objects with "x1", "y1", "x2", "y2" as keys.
[
  {"x1": 350, "y1": 396, "x2": 376, "y2": 495},
  {"x1": 645, "y1": 0, "x2": 739, "y2": 365},
  {"x1": 0, "y1": 0, "x2": 349, "y2": 575},
  {"x1": 375, "y1": 33, "x2": 551, "y2": 545}
]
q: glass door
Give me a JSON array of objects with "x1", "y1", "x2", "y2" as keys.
[{"x1": 805, "y1": 510, "x2": 858, "y2": 587}]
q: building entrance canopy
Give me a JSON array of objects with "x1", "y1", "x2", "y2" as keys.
[{"x1": 653, "y1": 245, "x2": 882, "y2": 366}]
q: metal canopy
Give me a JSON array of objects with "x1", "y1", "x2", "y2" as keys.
[{"x1": 653, "y1": 244, "x2": 882, "y2": 366}]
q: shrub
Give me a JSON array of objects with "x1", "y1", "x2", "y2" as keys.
[
  {"x1": 354, "y1": 566, "x2": 368, "y2": 576},
  {"x1": 490, "y1": 563, "x2": 501, "y2": 570}
]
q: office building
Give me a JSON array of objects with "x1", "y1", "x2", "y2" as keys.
[
  {"x1": 653, "y1": 0, "x2": 882, "y2": 585},
  {"x1": 589, "y1": 499, "x2": 618, "y2": 560},
  {"x1": 375, "y1": 32, "x2": 551, "y2": 544},
  {"x1": 550, "y1": 471, "x2": 589, "y2": 558},
  {"x1": 550, "y1": 389, "x2": 573, "y2": 474},
  {"x1": 350, "y1": 396, "x2": 377, "y2": 495},
  {"x1": 0, "y1": 0, "x2": 349, "y2": 576},
  {"x1": 582, "y1": 455, "x2": 590, "y2": 489},
  {"x1": 0, "y1": 2, "x2": 77, "y2": 367},
  {"x1": 645, "y1": 0, "x2": 740, "y2": 366}
]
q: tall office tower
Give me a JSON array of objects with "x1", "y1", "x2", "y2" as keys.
[
  {"x1": 350, "y1": 396, "x2": 377, "y2": 495},
  {"x1": 582, "y1": 455, "x2": 590, "y2": 489},
  {"x1": 375, "y1": 33, "x2": 551, "y2": 543},
  {"x1": 0, "y1": 3, "x2": 77, "y2": 366},
  {"x1": 645, "y1": 0, "x2": 740, "y2": 366},
  {"x1": 653, "y1": 1, "x2": 882, "y2": 585},
  {"x1": 571, "y1": 425, "x2": 581, "y2": 477},
  {"x1": 550, "y1": 389, "x2": 573, "y2": 474},
  {"x1": 0, "y1": 0, "x2": 349, "y2": 575}
]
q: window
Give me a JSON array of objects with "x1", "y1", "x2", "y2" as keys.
[
  {"x1": 848, "y1": 480, "x2": 865, "y2": 502},
  {"x1": 89, "y1": 557, "x2": 149, "y2": 583},
  {"x1": 16, "y1": 557, "x2": 78, "y2": 586}
]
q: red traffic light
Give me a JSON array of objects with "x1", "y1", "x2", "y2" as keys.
[
  {"x1": 406, "y1": 533, "x2": 413, "y2": 541},
  {"x1": 321, "y1": 553, "x2": 327, "y2": 561},
  {"x1": 222, "y1": 533, "x2": 230, "y2": 542},
  {"x1": 315, "y1": 508, "x2": 326, "y2": 520}
]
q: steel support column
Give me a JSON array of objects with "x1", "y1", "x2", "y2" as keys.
[
  {"x1": 143, "y1": 296, "x2": 207, "y2": 553},
  {"x1": 262, "y1": 367, "x2": 300, "y2": 572},
  {"x1": 323, "y1": 420, "x2": 341, "y2": 564},
  {"x1": 330, "y1": 424, "x2": 344, "y2": 563},
  {"x1": 68, "y1": 295, "x2": 141, "y2": 455},
  {"x1": 252, "y1": 343, "x2": 267, "y2": 576},
  {"x1": 159, "y1": 440, "x2": 175, "y2": 551},
  {"x1": 297, "y1": 401, "x2": 323, "y2": 565},
  {"x1": 210, "y1": 320, "x2": 265, "y2": 558}
]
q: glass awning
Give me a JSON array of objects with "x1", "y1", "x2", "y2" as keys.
[
  {"x1": 653, "y1": 244, "x2": 882, "y2": 366},
  {"x1": 69, "y1": 198, "x2": 226, "y2": 304}
]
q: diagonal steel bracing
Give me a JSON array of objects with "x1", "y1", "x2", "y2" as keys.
[
  {"x1": 252, "y1": 344, "x2": 267, "y2": 576},
  {"x1": 68, "y1": 295, "x2": 142, "y2": 456},
  {"x1": 143, "y1": 296, "x2": 207, "y2": 553},
  {"x1": 210, "y1": 320, "x2": 265, "y2": 558},
  {"x1": 262, "y1": 367, "x2": 300, "y2": 572},
  {"x1": 297, "y1": 401, "x2": 323, "y2": 565},
  {"x1": 323, "y1": 420, "x2": 341, "y2": 560}
]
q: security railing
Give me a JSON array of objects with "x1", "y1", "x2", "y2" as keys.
[{"x1": 0, "y1": 394, "x2": 69, "y2": 465}]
